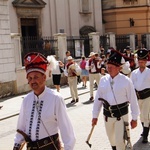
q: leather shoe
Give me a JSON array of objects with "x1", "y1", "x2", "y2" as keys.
[
  {"x1": 71, "y1": 100, "x2": 75, "y2": 103},
  {"x1": 142, "y1": 137, "x2": 148, "y2": 143},
  {"x1": 89, "y1": 97, "x2": 94, "y2": 101},
  {"x1": 76, "y1": 99, "x2": 79, "y2": 102}
]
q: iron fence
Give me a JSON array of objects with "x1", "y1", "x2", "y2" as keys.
[
  {"x1": 135, "y1": 34, "x2": 138, "y2": 50},
  {"x1": 141, "y1": 34, "x2": 146, "y2": 48},
  {"x1": 116, "y1": 34, "x2": 130, "y2": 53},
  {"x1": 21, "y1": 36, "x2": 57, "y2": 64},
  {"x1": 67, "y1": 36, "x2": 92, "y2": 58},
  {"x1": 99, "y1": 35, "x2": 110, "y2": 53}
]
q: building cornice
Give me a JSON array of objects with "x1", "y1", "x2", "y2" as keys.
[{"x1": 12, "y1": 0, "x2": 46, "y2": 8}]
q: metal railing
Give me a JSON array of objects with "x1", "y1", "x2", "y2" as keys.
[
  {"x1": 21, "y1": 36, "x2": 57, "y2": 64},
  {"x1": 67, "y1": 36, "x2": 92, "y2": 58},
  {"x1": 116, "y1": 34, "x2": 130, "y2": 52}
]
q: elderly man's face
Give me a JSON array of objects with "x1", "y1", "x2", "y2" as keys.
[
  {"x1": 27, "y1": 71, "x2": 46, "y2": 95},
  {"x1": 107, "y1": 64, "x2": 120, "y2": 78}
]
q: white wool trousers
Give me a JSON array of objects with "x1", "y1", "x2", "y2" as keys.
[
  {"x1": 104, "y1": 114, "x2": 129, "y2": 150},
  {"x1": 138, "y1": 97, "x2": 150, "y2": 127}
]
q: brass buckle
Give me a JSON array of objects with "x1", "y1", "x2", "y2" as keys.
[
  {"x1": 108, "y1": 106, "x2": 115, "y2": 117},
  {"x1": 37, "y1": 140, "x2": 53, "y2": 149}
]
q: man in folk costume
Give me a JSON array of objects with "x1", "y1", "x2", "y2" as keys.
[
  {"x1": 123, "y1": 46, "x2": 136, "y2": 71},
  {"x1": 64, "y1": 56, "x2": 81, "y2": 103},
  {"x1": 13, "y1": 52, "x2": 75, "y2": 150},
  {"x1": 130, "y1": 48, "x2": 150, "y2": 143},
  {"x1": 92, "y1": 50, "x2": 140, "y2": 150},
  {"x1": 85, "y1": 52, "x2": 101, "y2": 101}
]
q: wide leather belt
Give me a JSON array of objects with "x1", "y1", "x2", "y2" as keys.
[
  {"x1": 135, "y1": 88, "x2": 150, "y2": 99},
  {"x1": 103, "y1": 102, "x2": 129, "y2": 119},
  {"x1": 27, "y1": 133, "x2": 60, "y2": 150},
  {"x1": 98, "y1": 98, "x2": 129, "y2": 119}
]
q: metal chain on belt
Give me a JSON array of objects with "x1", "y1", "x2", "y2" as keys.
[{"x1": 109, "y1": 79, "x2": 133, "y2": 150}]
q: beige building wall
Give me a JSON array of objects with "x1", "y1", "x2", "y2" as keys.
[{"x1": 102, "y1": 0, "x2": 150, "y2": 37}]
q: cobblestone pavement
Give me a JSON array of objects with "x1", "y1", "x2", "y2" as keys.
[{"x1": 0, "y1": 82, "x2": 150, "y2": 150}]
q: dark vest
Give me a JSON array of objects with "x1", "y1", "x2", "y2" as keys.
[
  {"x1": 124, "y1": 53, "x2": 135, "y2": 70},
  {"x1": 88, "y1": 58, "x2": 100, "y2": 73},
  {"x1": 66, "y1": 62, "x2": 76, "y2": 77}
]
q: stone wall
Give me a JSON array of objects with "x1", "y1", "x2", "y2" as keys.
[{"x1": 0, "y1": 0, "x2": 16, "y2": 97}]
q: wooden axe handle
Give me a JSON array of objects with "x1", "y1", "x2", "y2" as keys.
[
  {"x1": 19, "y1": 142, "x2": 25, "y2": 150},
  {"x1": 86, "y1": 125, "x2": 95, "y2": 142}
]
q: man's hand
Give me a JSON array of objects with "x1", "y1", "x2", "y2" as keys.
[
  {"x1": 92, "y1": 118, "x2": 98, "y2": 126},
  {"x1": 130, "y1": 120, "x2": 137, "y2": 129}
]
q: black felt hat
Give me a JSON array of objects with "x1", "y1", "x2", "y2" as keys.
[
  {"x1": 125, "y1": 46, "x2": 131, "y2": 50},
  {"x1": 107, "y1": 50, "x2": 125, "y2": 66},
  {"x1": 137, "y1": 49, "x2": 149, "y2": 60}
]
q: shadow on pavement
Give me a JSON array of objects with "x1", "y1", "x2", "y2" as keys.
[
  {"x1": 132, "y1": 137, "x2": 150, "y2": 150},
  {"x1": 82, "y1": 100, "x2": 94, "y2": 105},
  {"x1": 66, "y1": 102, "x2": 77, "y2": 108},
  {"x1": 77, "y1": 87, "x2": 87, "y2": 90}
]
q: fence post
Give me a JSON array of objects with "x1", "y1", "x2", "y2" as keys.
[
  {"x1": 129, "y1": 33, "x2": 135, "y2": 52},
  {"x1": 146, "y1": 34, "x2": 150, "y2": 50},
  {"x1": 11, "y1": 33, "x2": 22, "y2": 68},
  {"x1": 107, "y1": 32, "x2": 116, "y2": 49},
  {"x1": 53, "y1": 33, "x2": 67, "y2": 62},
  {"x1": 88, "y1": 32, "x2": 100, "y2": 53}
]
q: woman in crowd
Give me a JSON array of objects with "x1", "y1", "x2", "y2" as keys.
[
  {"x1": 80, "y1": 56, "x2": 89, "y2": 87},
  {"x1": 47, "y1": 55, "x2": 64, "y2": 92}
]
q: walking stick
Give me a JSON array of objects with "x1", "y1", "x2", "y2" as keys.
[{"x1": 86, "y1": 125, "x2": 95, "y2": 148}]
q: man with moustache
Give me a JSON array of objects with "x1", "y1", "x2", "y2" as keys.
[{"x1": 13, "y1": 52, "x2": 75, "y2": 150}]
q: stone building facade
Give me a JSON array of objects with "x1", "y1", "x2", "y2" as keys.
[
  {"x1": 9, "y1": 0, "x2": 103, "y2": 37},
  {"x1": 0, "y1": 0, "x2": 104, "y2": 96},
  {"x1": 0, "y1": 0, "x2": 16, "y2": 97}
]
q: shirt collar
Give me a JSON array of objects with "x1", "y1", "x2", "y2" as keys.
[{"x1": 34, "y1": 86, "x2": 47, "y2": 100}]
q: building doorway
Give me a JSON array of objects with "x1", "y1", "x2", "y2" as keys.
[
  {"x1": 21, "y1": 18, "x2": 39, "y2": 63},
  {"x1": 21, "y1": 18, "x2": 38, "y2": 37}
]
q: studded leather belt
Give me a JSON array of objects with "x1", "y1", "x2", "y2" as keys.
[
  {"x1": 135, "y1": 88, "x2": 150, "y2": 99},
  {"x1": 27, "y1": 133, "x2": 60, "y2": 150}
]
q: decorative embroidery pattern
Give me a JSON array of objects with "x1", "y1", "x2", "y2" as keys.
[
  {"x1": 35, "y1": 101, "x2": 43, "y2": 140},
  {"x1": 28, "y1": 100, "x2": 36, "y2": 138}
]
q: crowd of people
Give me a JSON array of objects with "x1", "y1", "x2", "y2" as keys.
[{"x1": 12, "y1": 46, "x2": 150, "y2": 150}]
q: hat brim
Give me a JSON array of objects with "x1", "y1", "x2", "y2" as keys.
[
  {"x1": 107, "y1": 61, "x2": 121, "y2": 67},
  {"x1": 89, "y1": 54, "x2": 95, "y2": 57},
  {"x1": 26, "y1": 68, "x2": 46, "y2": 75}
]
